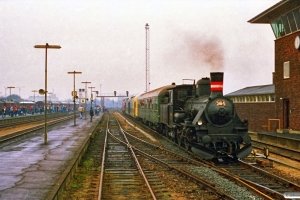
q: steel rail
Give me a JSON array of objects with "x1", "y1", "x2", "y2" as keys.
[
  {"x1": 131, "y1": 145, "x2": 236, "y2": 200},
  {"x1": 113, "y1": 115, "x2": 157, "y2": 199},
  {"x1": 252, "y1": 139, "x2": 300, "y2": 163},
  {"x1": 97, "y1": 115, "x2": 109, "y2": 200},
  {"x1": 108, "y1": 128, "x2": 157, "y2": 199}
]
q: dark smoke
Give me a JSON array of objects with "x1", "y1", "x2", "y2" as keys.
[{"x1": 185, "y1": 35, "x2": 224, "y2": 70}]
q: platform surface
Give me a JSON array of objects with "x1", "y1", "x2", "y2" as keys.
[{"x1": 0, "y1": 114, "x2": 102, "y2": 200}]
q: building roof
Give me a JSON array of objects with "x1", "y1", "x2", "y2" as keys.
[
  {"x1": 248, "y1": 0, "x2": 300, "y2": 24},
  {"x1": 225, "y1": 84, "x2": 274, "y2": 97}
]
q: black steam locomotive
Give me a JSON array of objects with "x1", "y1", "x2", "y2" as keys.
[{"x1": 122, "y1": 72, "x2": 252, "y2": 160}]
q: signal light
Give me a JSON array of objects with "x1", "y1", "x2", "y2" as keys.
[
  {"x1": 126, "y1": 91, "x2": 129, "y2": 96},
  {"x1": 114, "y1": 91, "x2": 116, "y2": 96}
]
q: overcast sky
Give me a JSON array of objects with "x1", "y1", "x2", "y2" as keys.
[{"x1": 0, "y1": 0, "x2": 278, "y2": 101}]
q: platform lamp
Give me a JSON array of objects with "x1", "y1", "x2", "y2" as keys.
[
  {"x1": 81, "y1": 81, "x2": 91, "y2": 119},
  {"x1": 7, "y1": 86, "x2": 15, "y2": 108},
  {"x1": 32, "y1": 90, "x2": 38, "y2": 115},
  {"x1": 48, "y1": 92, "x2": 53, "y2": 114},
  {"x1": 34, "y1": 43, "x2": 61, "y2": 144},
  {"x1": 88, "y1": 86, "x2": 95, "y2": 109},
  {"x1": 92, "y1": 90, "x2": 99, "y2": 113},
  {"x1": 68, "y1": 71, "x2": 82, "y2": 126}
]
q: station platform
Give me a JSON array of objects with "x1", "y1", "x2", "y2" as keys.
[
  {"x1": 0, "y1": 114, "x2": 102, "y2": 200},
  {"x1": 249, "y1": 131, "x2": 300, "y2": 150}
]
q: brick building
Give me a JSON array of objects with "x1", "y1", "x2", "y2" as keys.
[
  {"x1": 226, "y1": 85, "x2": 276, "y2": 132},
  {"x1": 228, "y1": 0, "x2": 300, "y2": 133}
]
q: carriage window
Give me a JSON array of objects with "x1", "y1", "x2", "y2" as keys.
[
  {"x1": 177, "y1": 90, "x2": 187, "y2": 101},
  {"x1": 153, "y1": 104, "x2": 157, "y2": 110},
  {"x1": 169, "y1": 91, "x2": 173, "y2": 104}
]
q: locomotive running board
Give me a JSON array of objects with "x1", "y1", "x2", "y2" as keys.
[
  {"x1": 235, "y1": 143, "x2": 252, "y2": 159},
  {"x1": 191, "y1": 144, "x2": 216, "y2": 160}
]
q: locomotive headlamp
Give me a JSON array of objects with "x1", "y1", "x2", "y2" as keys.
[{"x1": 197, "y1": 119, "x2": 203, "y2": 126}]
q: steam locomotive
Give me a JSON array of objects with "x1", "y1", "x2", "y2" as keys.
[{"x1": 122, "y1": 72, "x2": 252, "y2": 160}]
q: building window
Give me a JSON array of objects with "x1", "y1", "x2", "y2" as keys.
[
  {"x1": 271, "y1": 20, "x2": 280, "y2": 38},
  {"x1": 287, "y1": 12, "x2": 297, "y2": 32},
  {"x1": 277, "y1": 18, "x2": 285, "y2": 37},
  {"x1": 271, "y1": 95, "x2": 275, "y2": 102},
  {"x1": 294, "y1": 8, "x2": 300, "y2": 30},
  {"x1": 283, "y1": 61, "x2": 290, "y2": 79},
  {"x1": 271, "y1": 7, "x2": 300, "y2": 38},
  {"x1": 281, "y1": 14, "x2": 291, "y2": 34}
]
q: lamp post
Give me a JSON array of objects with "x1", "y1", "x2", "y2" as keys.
[
  {"x1": 48, "y1": 92, "x2": 53, "y2": 113},
  {"x1": 32, "y1": 90, "x2": 38, "y2": 115},
  {"x1": 68, "y1": 71, "x2": 82, "y2": 126},
  {"x1": 34, "y1": 43, "x2": 61, "y2": 145},
  {"x1": 7, "y1": 86, "x2": 15, "y2": 108},
  {"x1": 92, "y1": 90, "x2": 98, "y2": 115},
  {"x1": 81, "y1": 81, "x2": 91, "y2": 119},
  {"x1": 88, "y1": 86, "x2": 95, "y2": 109},
  {"x1": 16, "y1": 86, "x2": 25, "y2": 98}
]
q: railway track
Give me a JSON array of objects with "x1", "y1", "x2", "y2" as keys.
[
  {"x1": 217, "y1": 160, "x2": 300, "y2": 200},
  {"x1": 117, "y1": 111, "x2": 300, "y2": 199},
  {"x1": 100, "y1": 115, "x2": 157, "y2": 199},
  {"x1": 115, "y1": 113, "x2": 269, "y2": 200},
  {"x1": 101, "y1": 113, "x2": 235, "y2": 199},
  {"x1": 0, "y1": 114, "x2": 77, "y2": 143},
  {"x1": 63, "y1": 111, "x2": 300, "y2": 199},
  {"x1": 0, "y1": 112, "x2": 73, "y2": 129},
  {"x1": 251, "y1": 139, "x2": 300, "y2": 163}
]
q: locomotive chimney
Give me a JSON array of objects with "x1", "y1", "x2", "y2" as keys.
[{"x1": 210, "y1": 72, "x2": 224, "y2": 98}]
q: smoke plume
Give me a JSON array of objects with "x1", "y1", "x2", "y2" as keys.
[{"x1": 185, "y1": 36, "x2": 224, "y2": 70}]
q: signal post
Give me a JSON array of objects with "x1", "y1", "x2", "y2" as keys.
[{"x1": 96, "y1": 91, "x2": 129, "y2": 111}]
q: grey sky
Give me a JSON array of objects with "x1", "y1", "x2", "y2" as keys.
[{"x1": 0, "y1": 0, "x2": 278, "y2": 100}]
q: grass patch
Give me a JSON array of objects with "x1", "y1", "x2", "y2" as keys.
[{"x1": 83, "y1": 158, "x2": 94, "y2": 170}]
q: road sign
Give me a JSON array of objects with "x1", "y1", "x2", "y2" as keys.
[{"x1": 72, "y1": 91, "x2": 77, "y2": 96}]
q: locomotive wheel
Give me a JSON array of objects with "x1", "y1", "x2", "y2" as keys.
[
  {"x1": 162, "y1": 129, "x2": 167, "y2": 136},
  {"x1": 176, "y1": 137, "x2": 181, "y2": 145},
  {"x1": 183, "y1": 138, "x2": 191, "y2": 150}
]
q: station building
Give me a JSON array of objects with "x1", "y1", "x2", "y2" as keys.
[{"x1": 227, "y1": 0, "x2": 300, "y2": 133}]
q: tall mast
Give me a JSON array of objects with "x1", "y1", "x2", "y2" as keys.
[{"x1": 145, "y1": 23, "x2": 150, "y2": 92}]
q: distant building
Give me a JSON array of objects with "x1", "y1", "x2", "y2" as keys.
[{"x1": 28, "y1": 94, "x2": 58, "y2": 102}]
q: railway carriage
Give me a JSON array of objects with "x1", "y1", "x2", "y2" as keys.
[
  {"x1": 123, "y1": 94, "x2": 140, "y2": 118},
  {"x1": 128, "y1": 94, "x2": 139, "y2": 117},
  {"x1": 137, "y1": 85, "x2": 174, "y2": 128},
  {"x1": 121, "y1": 97, "x2": 129, "y2": 113}
]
